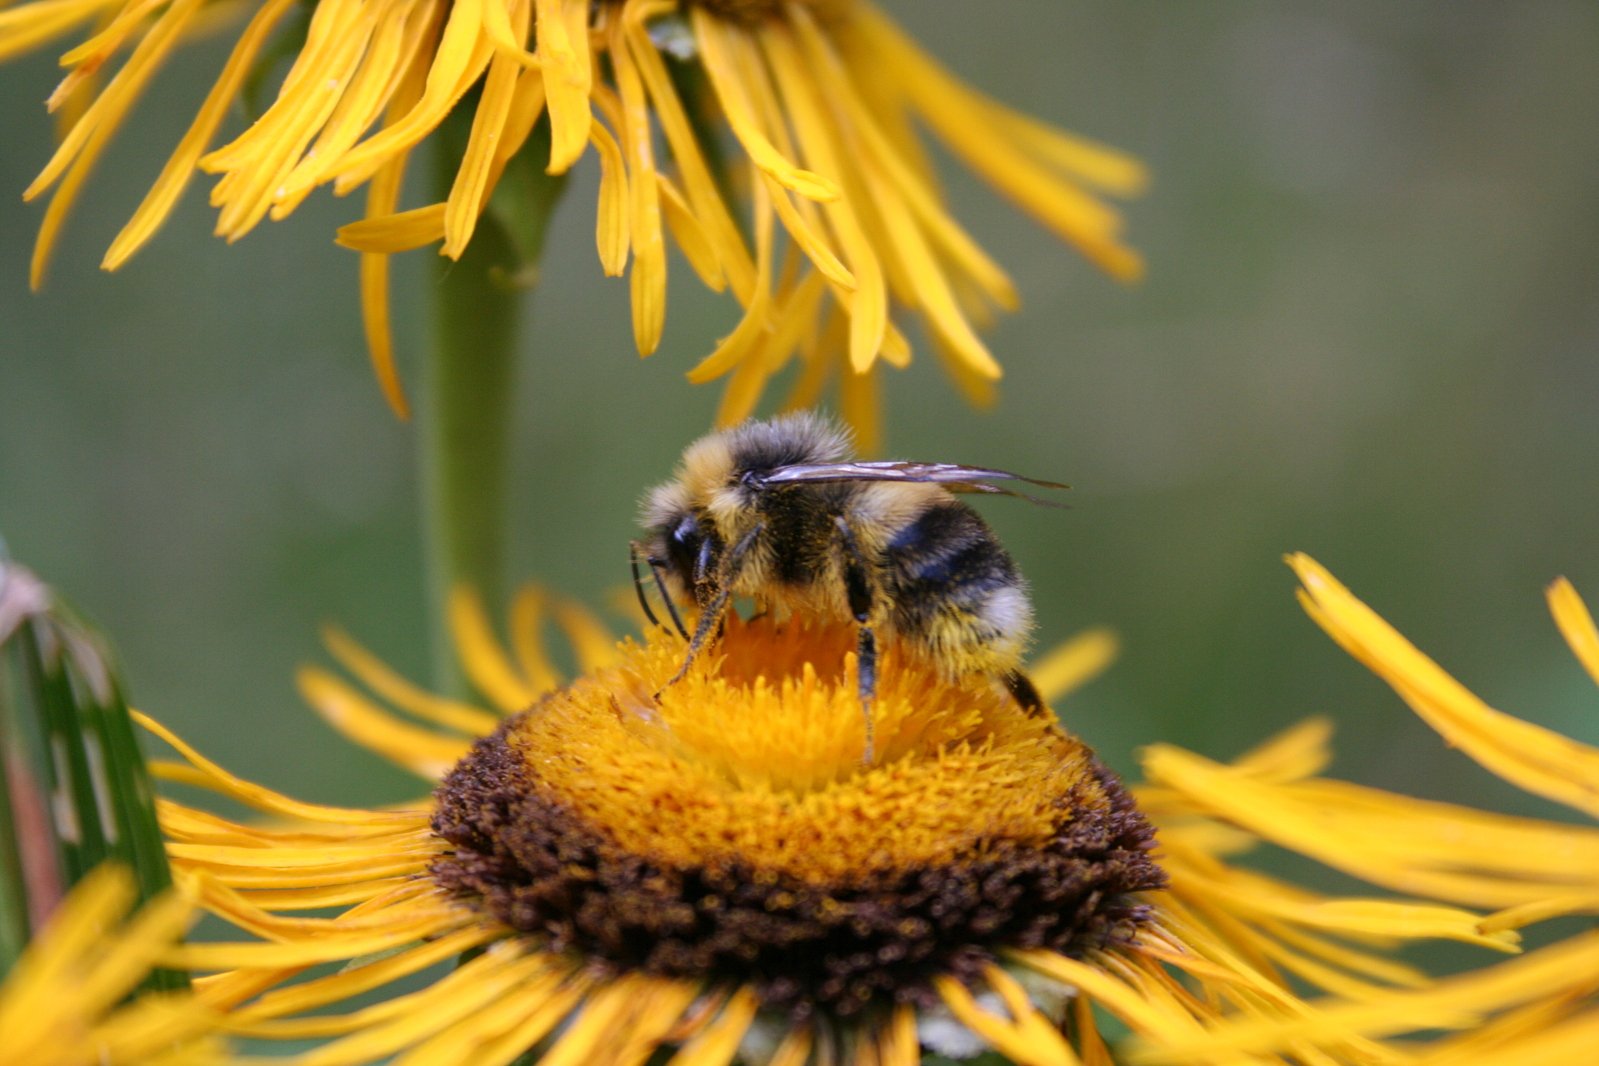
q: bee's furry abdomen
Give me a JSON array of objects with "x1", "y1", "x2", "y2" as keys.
[{"x1": 879, "y1": 501, "x2": 1031, "y2": 668}]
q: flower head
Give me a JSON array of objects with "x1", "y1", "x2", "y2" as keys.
[
  {"x1": 430, "y1": 616, "x2": 1162, "y2": 1018},
  {"x1": 4, "y1": 0, "x2": 1144, "y2": 434},
  {"x1": 136, "y1": 573, "x2": 1570, "y2": 1064}
]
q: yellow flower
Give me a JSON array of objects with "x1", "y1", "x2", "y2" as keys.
[
  {"x1": 0, "y1": 864, "x2": 220, "y2": 1065},
  {"x1": 1126, "y1": 554, "x2": 1599, "y2": 1064},
  {"x1": 3, "y1": 0, "x2": 1144, "y2": 436},
  {"x1": 135, "y1": 575, "x2": 1557, "y2": 1065}
]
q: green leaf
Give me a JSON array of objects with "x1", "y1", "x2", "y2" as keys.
[{"x1": 0, "y1": 554, "x2": 184, "y2": 990}]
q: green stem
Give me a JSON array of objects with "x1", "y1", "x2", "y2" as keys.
[{"x1": 422, "y1": 116, "x2": 567, "y2": 695}]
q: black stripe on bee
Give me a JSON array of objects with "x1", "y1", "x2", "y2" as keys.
[{"x1": 883, "y1": 502, "x2": 1019, "y2": 628}]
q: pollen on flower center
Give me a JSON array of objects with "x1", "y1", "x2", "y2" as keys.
[{"x1": 430, "y1": 616, "x2": 1164, "y2": 1015}]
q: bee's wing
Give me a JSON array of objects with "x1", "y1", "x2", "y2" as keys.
[{"x1": 754, "y1": 461, "x2": 1068, "y2": 505}]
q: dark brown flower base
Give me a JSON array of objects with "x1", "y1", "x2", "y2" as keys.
[{"x1": 430, "y1": 713, "x2": 1165, "y2": 1018}]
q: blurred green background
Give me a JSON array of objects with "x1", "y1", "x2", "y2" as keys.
[{"x1": 2, "y1": 0, "x2": 1597, "y2": 830}]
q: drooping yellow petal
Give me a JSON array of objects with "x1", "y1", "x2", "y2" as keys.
[
  {"x1": 656, "y1": 173, "x2": 727, "y2": 291},
  {"x1": 478, "y1": 0, "x2": 537, "y2": 67},
  {"x1": 393, "y1": 967, "x2": 592, "y2": 1066},
  {"x1": 610, "y1": 3, "x2": 666, "y2": 354},
  {"x1": 207, "y1": 0, "x2": 377, "y2": 238},
  {"x1": 691, "y1": 8, "x2": 838, "y2": 204},
  {"x1": 552, "y1": 597, "x2": 621, "y2": 674},
  {"x1": 338, "y1": 203, "x2": 448, "y2": 253},
  {"x1": 621, "y1": 4, "x2": 755, "y2": 299},
  {"x1": 855, "y1": 4, "x2": 1144, "y2": 283},
  {"x1": 221, "y1": 926, "x2": 497, "y2": 1023},
  {"x1": 1144, "y1": 741, "x2": 1599, "y2": 910},
  {"x1": 761, "y1": 17, "x2": 886, "y2": 373},
  {"x1": 1291, "y1": 553, "x2": 1599, "y2": 820},
  {"x1": 355, "y1": 52, "x2": 427, "y2": 420},
  {"x1": 443, "y1": 6, "x2": 529, "y2": 259},
  {"x1": 1129, "y1": 931, "x2": 1599, "y2": 1063},
  {"x1": 252, "y1": 952, "x2": 549, "y2": 1061},
  {"x1": 589, "y1": 116, "x2": 631, "y2": 276},
  {"x1": 166, "y1": 909, "x2": 463, "y2": 970},
  {"x1": 0, "y1": 0, "x2": 118, "y2": 64},
  {"x1": 449, "y1": 585, "x2": 540, "y2": 711},
  {"x1": 326, "y1": 0, "x2": 494, "y2": 191},
  {"x1": 686, "y1": 170, "x2": 776, "y2": 386},
  {"x1": 102, "y1": 0, "x2": 298, "y2": 269},
  {"x1": 533, "y1": 0, "x2": 592, "y2": 173},
  {"x1": 27, "y1": 0, "x2": 206, "y2": 289},
  {"x1": 296, "y1": 666, "x2": 476, "y2": 779},
  {"x1": 269, "y1": 0, "x2": 421, "y2": 218},
  {"x1": 0, "y1": 865, "x2": 136, "y2": 1034},
  {"x1": 506, "y1": 585, "x2": 563, "y2": 696}
]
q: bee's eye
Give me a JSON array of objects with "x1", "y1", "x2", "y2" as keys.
[{"x1": 664, "y1": 515, "x2": 702, "y2": 583}]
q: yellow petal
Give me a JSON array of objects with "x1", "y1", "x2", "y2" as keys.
[
  {"x1": 664, "y1": 986, "x2": 759, "y2": 1066},
  {"x1": 1291, "y1": 553, "x2": 1599, "y2": 820},
  {"x1": 1547, "y1": 577, "x2": 1599, "y2": 689},
  {"x1": 28, "y1": 0, "x2": 207, "y2": 289},
  {"x1": 534, "y1": 0, "x2": 593, "y2": 173},
  {"x1": 337, "y1": 203, "x2": 448, "y2": 253},
  {"x1": 1030, "y1": 627, "x2": 1119, "y2": 704},
  {"x1": 609, "y1": 9, "x2": 666, "y2": 354},
  {"x1": 296, "y1": 666, "x2": 475, "y2": 779},
  {"x1": 323, "y1": 625, "x2": 499, "y2": 736},
  {"x1": 103, "y1": 0, "x2": 300, "y2": 269},
  {"x1": 443, "y1": 47, "x2": 522, "y2": 258},
  {"x1": 589, "y1": 117, "x2": 631, "y2": 275},
  {"x1": 450, "y1": 585, "x2": 539, "y2": 711},
  {"x1": 135, "y1": 711, "x2": 421, "y2": 824},
  {"x1": 690, "y1": 8, "x2": 839, "y2": 203},
  {"x1": 656, "y1": 174, "x2": 727, "y2": 291}
]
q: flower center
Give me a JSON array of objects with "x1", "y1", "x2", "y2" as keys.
[{"x1": 430, "y1": 617, "x2": 1164, "y2": 1016}]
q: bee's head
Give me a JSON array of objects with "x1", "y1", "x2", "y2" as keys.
[{"x1": 640, "y1": 482, "x2": 706, "y2": 601}]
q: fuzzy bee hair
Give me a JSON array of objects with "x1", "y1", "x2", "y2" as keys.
[{"x1": 634, "y1": 413, "x2": 1060, "y2": 760}]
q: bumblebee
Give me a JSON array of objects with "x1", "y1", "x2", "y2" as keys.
[{"x1": 633, "y1": 413, "x2": 1064, "y2": 760}]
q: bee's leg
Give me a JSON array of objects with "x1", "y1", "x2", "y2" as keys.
[
  {"x1": 659, "y1": 581, "x2": 734, "y2": 695},
  {"x1": 1002, "y1": 669, "x2": 1046, "y2": 716},
  {"x1": 658, "y1": 524, "x2": 762, "y2": 697},
  {"x1": 834, "y1": 515, "x2": 878, "y2": 764},
  {"x1": 692, "y1": 537, "x2": 716, "y2": 606},
  {"x1": 856, "y1": 625, "x2": 877, "y2": 764}
]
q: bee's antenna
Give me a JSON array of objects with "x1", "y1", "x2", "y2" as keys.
[
  {"x1": 630, "y1": 542, "x2": 663, "y2": 630},
  {"x1": 630, "y1": 542, "x2": 691, "y2": 640}
]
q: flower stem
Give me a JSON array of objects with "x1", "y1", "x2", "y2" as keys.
[{"x1": 422, "y1": 116, "x2": 567, "y2": 695}]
